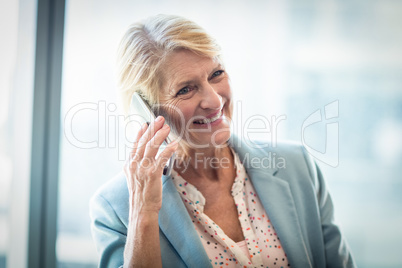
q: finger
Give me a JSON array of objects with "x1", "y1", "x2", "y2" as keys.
[
  {"x1": 143, "y1": 124, "x2": 171, "y2": 158},
  {"x1": 129, "y1": 122, "x2": 148, "y2": 160},
  {"x1": 155, "y1": 140, "x2": 178, "y2": 170},
  {"x1": 135, "y1": 116, "x2": 165, "y2": 160}
]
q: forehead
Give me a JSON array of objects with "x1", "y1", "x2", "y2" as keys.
[{"x1": 161, "y1": 49, "x2": 218, "y2": 90}]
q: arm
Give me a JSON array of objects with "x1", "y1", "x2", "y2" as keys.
[
  {"x1": 89, "y1": 182, "x2": 163, "y2": 268},
  {"x1": 124, "y1": 210, "x2": 161, "y2": 267},
  {"x1": 123, "y1": 117, "x2": 177, "y2": 268},
  {"x1": 303, "y1": 150, "x2": 356, "y2": 268},
  {"x1": 90, "y1": 117, "x2": 177, "y2": 268}
]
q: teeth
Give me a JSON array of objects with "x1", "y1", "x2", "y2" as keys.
[{"x1": 194, "y1": 110, "x2": 222, "y2": 124}]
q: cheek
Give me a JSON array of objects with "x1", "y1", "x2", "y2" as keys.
[
  {"x1": 217, "y1": 77, "x2": 232, "y2": 98},
  {"x1": 174, "y1": 104, "x2": 195, "y2": 132},
  {"x1": 180, "y1": 105, "x2": 196, "y2": 121},
  {"x1": 225, "y1": 100, "x2": 233, "y2": 121},
  {"x1": 159, "y1": 99, "x2": 194, "y2": 136},
  {"x1": 223, "y1": 80, "x2": 232, "y2": 98},
  {"x1": 221, "y1": 81, "x2": 233, "y2": 118}
]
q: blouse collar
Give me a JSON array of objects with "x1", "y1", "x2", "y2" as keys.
[{"x1": 171, "y1": 147, "x2": 246, "y2": 213}]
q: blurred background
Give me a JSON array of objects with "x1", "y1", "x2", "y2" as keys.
[{"x1": 1, "y1": 0, "x2": 402, "y2": 267}]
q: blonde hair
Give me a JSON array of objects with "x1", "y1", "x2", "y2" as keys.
[{"x1": 117, "y1": 14, "x2": 222, "y2": 115}]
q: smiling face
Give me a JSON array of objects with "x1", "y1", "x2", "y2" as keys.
[{"x1": 158, "y1": 49, "x2": 233, "y2": 150}]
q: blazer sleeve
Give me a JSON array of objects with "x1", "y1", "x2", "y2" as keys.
[
  {"x1": 302, "y1": 149, "x2": 356, "y2": 268},
  {"x1": 89, "y1": 192, "x2": 126, "y2": 268}
]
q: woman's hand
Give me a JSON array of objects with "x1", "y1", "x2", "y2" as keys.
[
  {"x1": 124, "y1": 116, "x2": 178, "y2": 214},
  {"x1": 123, "y1": 116, "x2": 176, "y2": 268}
]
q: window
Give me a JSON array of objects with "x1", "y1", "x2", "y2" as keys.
[
  {"x1": 55, "y1": 1, "x2": 402, "y2": 267},
  {"x1": 0, "y1": 0, "x2": 36, "y2": 267}
]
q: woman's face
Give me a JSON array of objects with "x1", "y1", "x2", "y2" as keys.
[{"x1": 159, "y1": 49, "x2": 232, "y2": 149}]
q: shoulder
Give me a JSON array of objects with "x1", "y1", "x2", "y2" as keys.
[
  {"x1": 231, "y1": 136, "x2": 320, "y2": 192},
  {"x1": 92, "y1": 171, "x2": 128, "y2": 200},
  {"x1": 246, "y1": 139, "x2": 312, "y2": 163},
  {"x1": 232, "y1": 137, "x2": 316, "y2": 173},
  {"x1": 269, "y1": 140, "x2": 318, "y2": 180},
  {"x1": 89, "y1": 171, "x2": 129, "y2": 227},
  {"x1": 230, "y1": 135, "x2": 309, "y2": 160},
  {"x1": 267, "y1": 140, "x2": 322, "y2": 200},
  {"x1": 89, "y1": 172, "x2": 128, "y2": 267}
]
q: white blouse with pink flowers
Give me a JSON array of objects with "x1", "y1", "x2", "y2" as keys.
[{"x1": 171, "y1": 148, "x2": 290, "y2": 268}]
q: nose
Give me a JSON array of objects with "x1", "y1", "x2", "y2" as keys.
[{"x1": 199, "y1": 84, "x2": 223, "y2": 111}]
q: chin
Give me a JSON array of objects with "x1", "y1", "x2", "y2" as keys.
[{"x1": 205, "y1": 129, "x2": 231, "y2": 148}]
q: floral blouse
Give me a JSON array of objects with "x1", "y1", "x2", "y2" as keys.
[{"x1": 171, "y1": 148, "x2": 290, "y2": 268}]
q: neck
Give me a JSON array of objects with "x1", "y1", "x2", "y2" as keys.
[{"x1": 174, "y1": 144, "x2": 234, "y2": 181}]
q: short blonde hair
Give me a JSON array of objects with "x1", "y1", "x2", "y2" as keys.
[{"x1": 117, "y1": 14, "x2": 222, "y2": 114}]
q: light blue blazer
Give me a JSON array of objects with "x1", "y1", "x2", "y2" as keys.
[{"x1": 90, "y1": 136, "x2": 355, "y2": 268}]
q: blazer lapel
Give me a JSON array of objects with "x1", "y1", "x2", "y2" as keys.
[
  {"x1": 159, "y1": 175, "x2": 211, "y2": 268},
  {"x1": 231, "y1": 136, "x2": 313, "y2": 268},
  {"x1": 157, "y1": 135, "x2": 312, "y2": 267}
]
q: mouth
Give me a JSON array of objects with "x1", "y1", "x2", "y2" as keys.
[{"x1": 193, "y1": 109, "x2": 223, "y2": 125}]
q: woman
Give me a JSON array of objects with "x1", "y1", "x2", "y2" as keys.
[{"x1": 90, "y1": 14, "x2": 355, "y2": 268}]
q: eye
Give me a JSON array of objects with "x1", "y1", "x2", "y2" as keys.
[
  {"x1": 176, "y1": 86, "x2": 193, "y2": 96},
  {"x1": 211, "y1": 70, "x2": 224, "y2": 79}
]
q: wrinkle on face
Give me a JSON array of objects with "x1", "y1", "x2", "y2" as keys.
[
  {"x1": 156, "y1": 49, "x2": 232, "y2": 157},
  {"x1": 161, "y1": 51, "x2": 222, "y2": 97}
]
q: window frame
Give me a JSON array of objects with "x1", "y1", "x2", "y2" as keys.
[{"x1": 28, "y1": 0, "x2": 66, "y2": 267}]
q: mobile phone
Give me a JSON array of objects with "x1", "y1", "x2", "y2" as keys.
[{"x1": 130, "y1": 92, "x2": 175, "y2": 176}]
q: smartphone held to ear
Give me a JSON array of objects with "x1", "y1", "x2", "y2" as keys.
[{"x1": 130, "y1": 92, "x2": 175, "y2": 176}]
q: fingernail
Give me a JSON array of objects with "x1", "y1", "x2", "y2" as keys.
[
  {"x1": 156, "y1": 116, "x2": 163, "y2": 122},
  {"x1": 162, "y1": 124, "x2": 169, "y2": 130}
]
